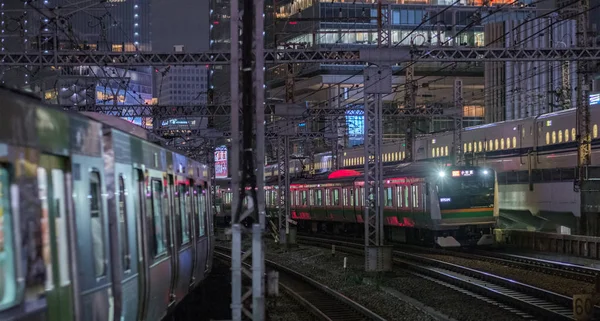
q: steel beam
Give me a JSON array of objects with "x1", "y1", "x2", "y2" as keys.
[
  {"x1": 403, "y1": 65, "x2": 416, "y2": 162},
  {"x1": 2, "y1": 47, "x2": 600, "y2": 67},
  {"x1": 362, "y1": 0, "x2": 392, "y2": 273},
  {"x1": 576, "y1": 0, "x2": 592, "y2": 190},
  {"x1": 453, "y1": 78, "x2": 464, "y2": 165},
  {"x1": 229, "y1": 0, "x2": 242, "y2": 318}
]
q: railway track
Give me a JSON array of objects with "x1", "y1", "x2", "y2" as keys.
[
  {"x1": 213, "y1": 245, "x2": 385, "y2": 321},
  {"x1": 299, "y1": 236, "x2": 597, "y2": 321},
  {"x1": 300, "y1": 233, "x2": 600, "y2": 283}
]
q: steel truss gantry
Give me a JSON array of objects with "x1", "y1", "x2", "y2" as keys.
[
  {"x1": 361, "y1": 1, "x2": 393, "y2": 272},
  {"x1": 4, "y1": 47, "x2": 600, "y2": 67},
  {"x1": 229, "y1": 0, "x2": 266, "y2": 320},
  {"x1": 66, "y1": 101, "x2": 468, "y2": 118}
]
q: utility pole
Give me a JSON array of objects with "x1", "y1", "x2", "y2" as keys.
[
  {"x1": 404, "y1": 64, "x2": 416, "y2": 162},
  {"x1": 230, "y1": 0, "x2": 265, "y2": 319},
  {"x1": 453, "y1": 78, "x2": 464, "y2": 165},
  {"x1": 576, "y1": 0, "x2": 592, "y2": 235},
  {"x1": 362, "y1": 0, "x2": 392, "y2": 272}
]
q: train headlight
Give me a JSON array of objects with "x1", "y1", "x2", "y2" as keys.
[
  {"x1": 438, "y1": 171, "x2": 446, "y2": 178},
  {"x1": 482, "y1": 170, "x2": 489, "y2": 175}
]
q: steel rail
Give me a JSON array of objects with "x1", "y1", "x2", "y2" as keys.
[
  {"x1": 298, "y1": 236, "x2": 595, "y2": 320},
  {"x1": 214, "y1": 245, "x2": 385, "y2": 321}
]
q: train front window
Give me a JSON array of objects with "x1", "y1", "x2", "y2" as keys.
[{"x1": 436, "y1": 170, "x2": 494, "y2": 209}]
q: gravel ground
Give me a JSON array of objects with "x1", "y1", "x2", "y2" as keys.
[
  {"x1": 266, "y1": 292, "x2": 319, "y2": 321},
  {"x1": 222, "y1": 239, "x2": 532, "y2": 321},
  {"x1": 421, "y1": 253, "x2": 594, "y2": 297}
]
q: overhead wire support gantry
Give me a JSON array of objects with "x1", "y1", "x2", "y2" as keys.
[
  {"x1": 230, "y1": 0, "x2": 266, "y2": 320},
  {"x1": 362, "y1": 0, "x2": 393, "y2": 272},
  {"x1": 4, "y1": 46, "x2": 600, "y2": 67}
]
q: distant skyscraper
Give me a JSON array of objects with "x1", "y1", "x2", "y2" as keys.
[{"x1": 151, "y1": 0, "x2": 209, "y2": 52}]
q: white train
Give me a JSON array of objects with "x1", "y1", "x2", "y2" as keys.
[{"x1": 265, "y1": 105, "x2": 600, "y2": 235}]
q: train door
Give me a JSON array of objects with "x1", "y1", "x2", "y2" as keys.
[
  {"x1": 115, "y1": 172, "x2": 139, "y2": 321},
  {"x1": 37, "y1": 154, "x2": 74, "y2": 321},
  {"x1": 135, "y1": 168, "x2": 150, "y2": 321}
]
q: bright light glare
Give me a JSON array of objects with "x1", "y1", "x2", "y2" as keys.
[
  {"x1": 483, "y1": 170, "x2": 489, "y2": 175},
  {"x1": 438, "y1": 171, "x2": 446, "y2": 177}
]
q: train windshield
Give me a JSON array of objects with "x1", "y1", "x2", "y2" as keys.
[{"x1": 435, "y1": 168, "x2": 495, "y2": 210}]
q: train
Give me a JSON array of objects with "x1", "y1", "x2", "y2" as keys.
[
  {"x1": 0, "y1": 87, "x2": 214, "y2": 321},
  {"x1": 218, "y1": 162, "x2": 497, "y2": 247},
  {"x1": 216, "y1": 103, "x2": 600, "y2": 240}
]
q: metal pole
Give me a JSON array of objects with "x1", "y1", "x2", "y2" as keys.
[
  {"x1": 229, "y1": 0, "x2": 242, "y2": 318},
  {"x1": 253, "y1": 0, "x2": 266, "y2": 319},
  {"x1": 454, "y1": 78, "x2": 464, "y2": 165},
  {"x1": 362, "y1": 0, "x2": 392, "y2": 272},
  {"x1": 284, "y1": 135, "x2": 290, "y2": 237},
  {"x1": 404, "y1": 64, "x2": 416, "y2": 162}
]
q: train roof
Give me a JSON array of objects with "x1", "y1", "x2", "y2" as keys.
[{"x1": 80, "y1": 112, "x2": 149, "y2": 140}]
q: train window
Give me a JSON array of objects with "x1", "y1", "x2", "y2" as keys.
[
  {"x1": 89, "y1": 171, "x2": 106, "y2": 277},
  {"x1": 37, "y1": 168, "x2": 53, "y2": 290},
  {"x1": 463, "y1": 143, "x2": 467, "y2": 153},
  {"x1": 325, "y1": 189, "x2": 331, "y2": 206},
  {"x1": 411, "y1": 185, "x2": 419, "y2": 208},
  {"x1": 360, "y1": 187, "x2": 365, "y2": 205},
  {"x1": 513, "y1": 137, "x2": 517, "y2": 147},
  {"x1": 487, "y1": 140, "x2": 492, "y2": 151},
  {"x1": 342, "y1": 189, "x2": 348, "y2": 206},
  {"x1": 478, "y1": 142, "x2": 482, "y2": 152},
  {"x1": 314, "y1": 190, "x2": 322, "y2": 206},
  {"x1": 594, "y1": 124, "x2": 598, "y2": 138},
  {"x1": 445, "y1": 146, "x2": 449, "y2": 156},
  {"x1": 301, "y1": 191, "x2": 307, "y2": 206},
  {"x1": 118, "y1": 175, "x2": 131, "y2": 271},
  {"x1": 506, "y1": 138, "x2": 510, "y2": 149},
  {"x1": 0, "y1": 167, "x2": 16, "y2": 309},
  {"x1": 396, "y1": 186, "x2": 402, "y2": 207},
  {"x1": 431, "y1": 148, "x2": 435, "y2": 157},
  {"x1": 546, "y1": 132, "x2": 550, "y2": 145},
  {"x1": 385, "y1": 187, "x2": 393, "y2": 207},
  {"x1": 151, "y1": 179, "x2": 167, "y2": 257},
  {"x1": 558, "y1": 130, "x2": 563, "y2": 143},
  {"x1": 500, "y1": 138, "x2": 504, "y2": 149},
  {"x1": 198, "y1": 189, "x2": 206, "y2": 237},
  {"x1": 179, "y1": 184, "x2": 191, "y2": 245},
  {"x1": 468, "y1": 143, "x2": 472, "y2": 152},
  {"x1": 522, "y1": 128, "x2": 526, "y2": 138},
  {"x1": 572, "y1": 128, "x2": 576, "y2": 140},
  {"x1": 553, "y1": 131, "x2": 557, "y2": 144},
  {"x1": 494, "y1": 139, "x2": 499, "y2": 150},
  {"x1": 353, "y1": 188, "x2": 359, "y2": 206},
  {"x1": 565, "y1": 129, "x2": 570, "y2": 142},
  {"x1": 404, "y1": 186, "x2": 410, "y2": 207},
  {"x1": 332, "y1": 189, "x2": 340, "y2": 206}
]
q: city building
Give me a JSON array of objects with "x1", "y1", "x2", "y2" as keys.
[
  {"x1": 484, "y1": 16, "x2": 577, "y2": 122},
  {"x1": 38, "y1": 66, "x2": 155, "y2": 128},
  {"x1": 151, "y1": 0, "x2": 211, "y2": 136},
  {"x1": 265, "y1": 0, "x2": 522, "y2": 154}
]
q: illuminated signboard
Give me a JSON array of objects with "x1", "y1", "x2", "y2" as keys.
[
  {"x1": 215, "y1": 146, "x2": 228, "y2": 178},
  {"x1": 451, "y1": 170, "x2": 474, "y2": 177},
  {"x1": 590, "y1": 93, "x2": 600, "y2": 105},
  {"x1": 440, "y1": 198, "x2": 451, "y2": 203}
]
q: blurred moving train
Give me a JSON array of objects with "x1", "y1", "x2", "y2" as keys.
[
  {"x1": 0, "y1": 87, "x2": 214, "y2": 321},
  {"x1": 216, "y1": 104, "x2": 600, "y2": 239}
]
